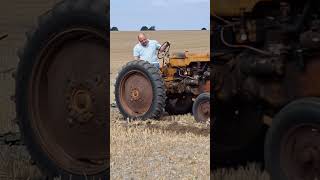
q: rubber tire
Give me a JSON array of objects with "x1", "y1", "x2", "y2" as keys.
[
  {"x1": 165, "y1": 95, "x2": 193, "y2": 115},
  {"x1": 192, "y1": 93, "x2": 210, "y2": 122},
  {"x1": 265, "y1": 98, "x2": 320, "y2": 180},
  {"x1": 211, "y1": 99, "x2": 267, "y2": 170},
  {"x1": 15, "y1": 0, "x2": 108, "y2": 179},
  {"x1": 115, "y1": 60, "x2": 166, "y2": 120}
]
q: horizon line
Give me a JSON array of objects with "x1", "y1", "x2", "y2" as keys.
[{"x1": 109, "y1": 29, "x2": 210, "y2": 32}]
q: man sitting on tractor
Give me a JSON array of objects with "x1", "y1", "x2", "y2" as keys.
[{"x1": 133, "y1": 33, "x2": 167, "y2": 68}]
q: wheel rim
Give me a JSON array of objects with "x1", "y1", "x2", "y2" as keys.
[
  {"x1": 281, "y1": 123, "x2": 320, "y2": 180},
  {"x1": 29, "y1": 28, "x2": 108, "y2": 175},
  {"x1": 196, "y1": 100, "x2": 210, "y2": 123},
  {"x1": 119, "y1": 70, "x2": 153, "y2": 117}
]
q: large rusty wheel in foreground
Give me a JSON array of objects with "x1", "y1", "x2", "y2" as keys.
[
  {"x1": 115, "y1": 60, "x2": 166, "y2": 120},
  {"x1": 265, "y1": 98, "x2": 320, "y2": 180},
  {"x1": 15, "y1": 0, "x2": 108, "y2": 179}
]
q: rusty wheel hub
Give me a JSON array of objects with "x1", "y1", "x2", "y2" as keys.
[
  {"x1": 66, "y1": 82, "x2": 95, "y2": 125},
  {"x1": 130, "y1": 88, "x2": 141, "y2": 101},
  {"x1": 119, "y1": 71, "x2": 153, "y2": 116},
  {"x1": 281, "y1": 124, "x2": 320, "y2": 180},
  {"x1": 197, "y1": 101, "x2": 210, "y2": 123}
]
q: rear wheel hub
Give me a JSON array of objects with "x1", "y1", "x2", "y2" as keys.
[
  {"x1": 66, "y1": 82, "x2": 95, "y2": 124},
  {"x1": 281, "y1": 124, "x2": 320, "y2": 180},
  {"x1": 197, "y1": 101, "x2": 210, "y2": 122},
  {"x1": 131, "y1": 88, "x2": 141, "y2": 101},
  {"x1": 119, "y1": 71, "x2": 153, "y2": 116}
]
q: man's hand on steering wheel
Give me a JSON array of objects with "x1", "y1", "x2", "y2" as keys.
[{"x1": 157, "y1": 41, "x2": 170, "y2": 59}]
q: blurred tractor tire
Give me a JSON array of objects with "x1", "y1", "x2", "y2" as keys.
[
  {"x1": 265, "y1": 98, "x2": 320, "y2": 180},
  {"x1": 115, "y1": 60, "x2": 166, "y2": 120},
  {"x1": 15, "y1": 0, "x2": 109, "y2": 179}
]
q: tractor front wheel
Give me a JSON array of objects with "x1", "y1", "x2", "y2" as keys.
[
  {"x1": 265, "y1": 98, "x2": 320, "y2": 180},
  {"x1": 192, "y1": 93, "x2": 210, "y2": 123}
]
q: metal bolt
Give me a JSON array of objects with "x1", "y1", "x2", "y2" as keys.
[{"x1": 240, "y1": 33, "x2": 248, "y2": 41}]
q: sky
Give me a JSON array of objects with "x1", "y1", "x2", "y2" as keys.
[{"x1": 110, "y1": 0, "x2": 210, "y2": 31}]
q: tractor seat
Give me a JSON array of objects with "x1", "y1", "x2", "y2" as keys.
[{"x1": 170, "y1": 52, "x2": 186, "y2": 59}]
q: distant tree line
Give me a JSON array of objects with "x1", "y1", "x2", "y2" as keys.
[
  {"x1": 110, "y1": 26, "x2": 118, "y2": 31},
  {"x1": 140, "y1": 26, "x2": 156, "y2": 31},
  {"x1": 109, "y1": 26, "x2": 156, "y2": 31},
  {"x1": 110, "y1": 26, "x2": 208, "y2": 31}
]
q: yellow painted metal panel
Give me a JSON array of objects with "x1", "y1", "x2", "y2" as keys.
[
  {"x1": 211, "y1": 0, "x2": 272, "y2": 16},
  {"x1": 169, "y1": 52, "x2": 210, "y2": 67}
]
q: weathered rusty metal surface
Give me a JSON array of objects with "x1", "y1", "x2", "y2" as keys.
[
  {"x1": 160, "y1": 48, "x2": 211, "y2": 100},
  {"x1": 29, "y1": 28, "x2": 107, "y2": 174},
  {"x1": 211, "y1": 0, "x2": 320, "y2": 174},
  {"x1": 285, "y1": 56, "x2": 320, "y2": 99},
  {"x1": 280, "y1": 123, "x2": 320, "y2": 180},
  {"x1": 162, "y1": 66, "x2": 176, "y2": 81},
  {"x1": 200, "y1": 80, "x2": 210, "y2": 93},
  {"x1": 211, "y1": 0, "x2": 273, "y2": 17},
  {"x1": 213, "y1": 51, "x2": 320, "y2": 109},
  {"x1": 119, "y1": 70, "x2": 153, "y2": 116},
  {"x1": 169, "y1": 52, "x2": 210, "y2": 67}
]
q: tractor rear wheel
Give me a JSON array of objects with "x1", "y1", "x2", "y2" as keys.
[
  {"x1": 211, "y1": 99, "x2": 267, "y2": 169},
  {"x1": 15, "y1": 0, "x2": 108, "y2": 179},
  {"x1": 265, "y1": 98, "x2": 320, "y2": 180},
  {"x1": 115, "y1": 60, "x2": 166, "y2": 120}
]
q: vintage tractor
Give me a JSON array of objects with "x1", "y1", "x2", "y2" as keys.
[
  {"x1": 14, "y1": 0, "x2": 108, "y2": 179},
  {"x1": 212, "y1": 0, "x2": 320, "y2": 180},
  {"x1": 114, "y1": 42, "x2": 210, "y2": 123}
]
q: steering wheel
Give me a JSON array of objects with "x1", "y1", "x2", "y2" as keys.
[{"x1": 157, "y1": 41, "x2": 170, "y2": 60}]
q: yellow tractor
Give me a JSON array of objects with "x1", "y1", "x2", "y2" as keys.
[
  {"x1": 212, "y1": 0, "x2": 320, "y2": 180},
  {"x1": 115, "y1": 42, "x2": 210, "y2": 123}
]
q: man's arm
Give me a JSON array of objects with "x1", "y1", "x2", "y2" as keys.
[
  {"x1": 133, "y1": 46, "x2": 140, "y2": 60},
  {"x1": 155, "y1": 41, "x2": 161, "y2": 50}
]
